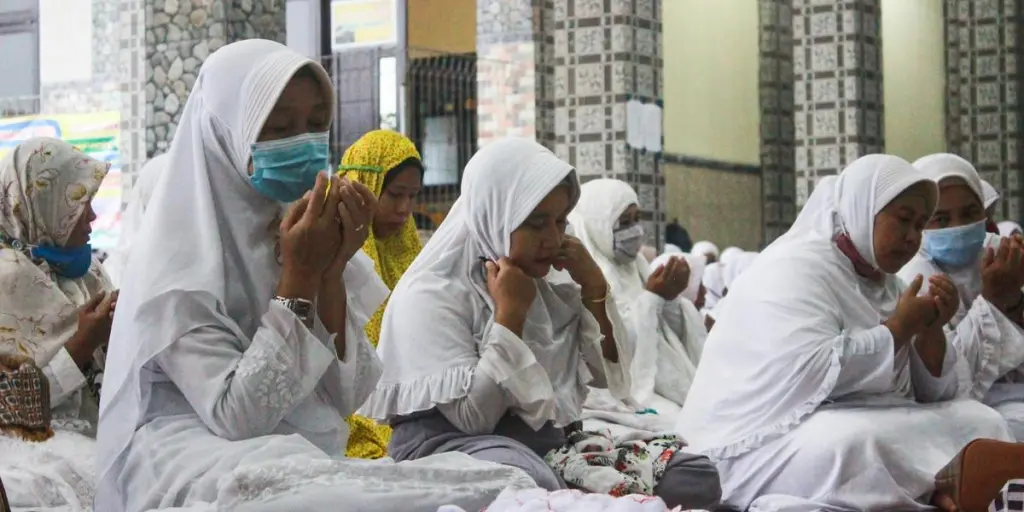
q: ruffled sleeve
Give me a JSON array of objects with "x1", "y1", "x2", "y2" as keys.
[{"x1": 952, "y1": 296, "x2": 1024, "y2": 400}]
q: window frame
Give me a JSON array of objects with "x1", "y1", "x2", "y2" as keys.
[{"x1": 0, "y1": 1, "x2": 41, "y2": 116}]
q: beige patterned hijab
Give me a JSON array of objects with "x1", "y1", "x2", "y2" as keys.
[{"x1": 0, "y1": 137, "x2": 112, "y2": 364}]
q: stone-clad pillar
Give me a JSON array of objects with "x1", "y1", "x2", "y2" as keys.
[
  {"x1": 475, "y1": 0, "x2": 556, "y2": 149},
  {"x1": 945, "y1": 0, "x2": 1023, "y2": 220},
  {"x1": 793, "y1": 0, "x2": 884, "y2": 205},
  {"x1": 759, "y1": 0, "x2": 797, "y2": 244},
  {"x1": 145, "y1": 0, "x2": 286, "y2": 156},
  {"x1": 550, "y1": 0, "x2": 665, "y2": 244}
]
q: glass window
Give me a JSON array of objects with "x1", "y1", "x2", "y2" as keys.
[
  {"x1": 0, "y1": 30, "x2": 38, "y2": 99},
  {"x1": 0, "y1": 0, "x2": 37, "y2": 14},
  {"x1": 379, "y1": 56, "x2": 398, "y2": 130},
  {"x1": 421, "y1": 116, "x2": 459, "y2": 186}
]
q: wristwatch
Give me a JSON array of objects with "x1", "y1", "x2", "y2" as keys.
[{"x1": 273, "y1": 296, "x2": 314, "y2": 323}]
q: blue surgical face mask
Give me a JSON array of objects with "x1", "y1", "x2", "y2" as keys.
[
  {"x1": 249, "y1": 131, "x2": 331, "y2": 203},
  {"x1": 30, "y1": 244, "x2": 93, "y2": 278},
  {"x1": 922, "y1": 219, "x2": 988, "y2": 269},
  {"x1": 613, "y1": 223, "x2": 645, "y2": 263}
]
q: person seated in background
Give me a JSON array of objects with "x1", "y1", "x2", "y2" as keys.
[
  {"x1": 691, "y1": 240, "x2": 719, "y2": 264},
  {"x1": 568, "y1": 179, "x2": 705, "y2": 412},
  {"x1": 900, "y1": 153, "x2": 1024, "y2": 440},
  {"x1": 677, "y1": 154, "x2": 1013, "y2": 511},
  {"x1": 94, "y1": 39, "x2": 531, "y2": 512},
  {"x1": 1000, "y1": 220, "x2": 1023, "y2": 237},
  {"x1": 362, "y1": 138, "x2": 721, "y2": 510},
  {"x1": 338, "y1": 129, "x2": 425, "y2": 459},
  {"x1": 0, "y1": 137, "x2": 117, "y2": 437}
]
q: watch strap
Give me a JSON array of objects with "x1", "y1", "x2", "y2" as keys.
[{"x1": 273, "y1": 296, "x2": 314, "y2": 323}]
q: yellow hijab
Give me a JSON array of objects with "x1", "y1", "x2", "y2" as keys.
[{"x1": 338, "y1": 130, "x2": 423, "y2": 459}]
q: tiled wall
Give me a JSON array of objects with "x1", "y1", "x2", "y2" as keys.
[
  {"x1": 144, "y1": 0, "x2": 286, "y2": 156},
  {"x1": 945, "y1": 0, "x2": 1022, "y2": 220},
  {"x1": 551, "y1": 0, "x2": 665, "y2": 244},
  {"x1": 475, "y1": 0, "x2": 555, "y2": 148},
  {"x1": 759, "y1": 0, "x2": 797, "y2": 243},
  {"x1": 792, "y1": 0, "x2": 884, "y2": 206}
]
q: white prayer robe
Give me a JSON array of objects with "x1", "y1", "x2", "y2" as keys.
[
  {"x1": 677, "y1": 155, "x2": 1012, "y2": 512},
  {"x1": 95, "y1": 40, "x2": 532, "y2": 512}
]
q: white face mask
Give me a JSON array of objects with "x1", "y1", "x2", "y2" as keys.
[{"x1": 613, "y1": 223, "x2": 645, "y2": 263}]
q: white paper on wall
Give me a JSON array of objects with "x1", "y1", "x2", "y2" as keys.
[
  {"x1": 626, "y1": 98, "x2": 644, "y2": 149},
  {"x1": 641, "y1": 102, "x2": 663, "y2": 153}
]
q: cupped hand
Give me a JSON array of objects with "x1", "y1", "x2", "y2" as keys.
[
  {"x1": 885, "y1": 275, "x2": 939, "y2": 346},
  {"x1": 486, "y1": 257, "x2": 537, "y2": 318},
  {"x1": 927, "y1": 274, "x2": 960, "y2": 327},
  {"x1": 553, "y1": 235, "x2": 607, "y2": 299},
  {"x1": 646, "y1": 256, "x2": 689, "y2": 300},
  {"x1": 323, "y1": 178, "x2": 378, "y2": 279},
  {"x1": 67, "y1": 290, "x2": 118, "y2": 367},
  {"x1": 982, "y1": 236, "x2": 1024, "y2": 311},
  {"x1": 278, "y1": 173, "x2": 343, "y2": 298}
]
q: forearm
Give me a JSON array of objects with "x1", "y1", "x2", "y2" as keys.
[
  {"x1": 582, "y1": 285, "x2": 618, "y2": 363},
  {"x1": 914, "y1": 327, "x2": 947, "y2": 377},
  {"x1": 318, "y1": 275, "x2": 348, "y2": 355}
]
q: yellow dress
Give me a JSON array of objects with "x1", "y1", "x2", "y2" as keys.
[{"x1": 337, "y1": 130, "x2": 423, "y2": 459}]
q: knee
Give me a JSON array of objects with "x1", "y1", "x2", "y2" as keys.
[
  {"x1": 655, "y1": 452, "x2": 722, "y2": 509},
  {"x1": 480, "y1": 445, "x2": 565, "y2": 492}
]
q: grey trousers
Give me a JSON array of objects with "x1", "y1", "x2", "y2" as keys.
[{"x1": 390, "y1": 410, "x2": 722, "y2": 508}]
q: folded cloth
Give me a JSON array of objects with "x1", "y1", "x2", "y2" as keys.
[{"x1": 544, "y1": 427, "x2": 681, "y2": 497}]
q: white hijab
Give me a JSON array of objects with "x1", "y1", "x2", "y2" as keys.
[
  {"x1": 999, "y1": 221, "x2": 1023, "y2": 237},
  {"x1": 568, "y1": 179, "x2": 650, "y2": 303},
  {"x1": 362, "y1": 138, "x2": 627, "y2": 427},
  {"x1": 677, "y1": 154, "x2": 937, "y2": 460},
  {"x1": 701, "y1": 262, "x2": 725, "y2": 310},
  {"x1": 691, "y1": 241, "x2": 719, "y2": 262},
  {"x1": 96, "y1": 40, "x2": 387, "y2": 498},
  {"x1": 650, "y1": 252, "x2": 706, "y2": 304},
  {"x1": 570, "y1": 178, "x2": 701, "y2": 405},
  {"x1": 901, "y1": 153, "x2": 997, "y2": 325},
  {"x1": 982, "y1": 179, "x2": 1000, "y2": 211},
  {"x1": 104, "y1": 154, "x2": 169, "y2": 287},
  {"x1": 722, "y1": 251, "x2": 758, "y2": 291}
]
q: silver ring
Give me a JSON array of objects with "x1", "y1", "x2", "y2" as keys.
[{"x1": 355, "y1": 224, "x2": 365, "y2": 232}]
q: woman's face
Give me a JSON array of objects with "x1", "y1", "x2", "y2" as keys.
[
  {"x1": 703, "y1": 252, "x2": 717, "y2": 264},
  {"x1": 927, "y1": 179, "x2": 984, "y2": 229},
  {"x1": 256, "y1": 70, "x2": 331, "y2": 144},
  {"x1": 617, "y1": 204, "x2": 640, "y2": 229},
  {"x1": 509, "y1": 185, "x2": 571, "y2": 278},
  {"x1": 374, "y1": 164, "x2": 422, "y2": 239},
  {"x1": 65, "y1": 202, "x2": 96, "y2": 248},
  {"x1": 872, "y1": 182, "x2": 933, "y2": 273}
]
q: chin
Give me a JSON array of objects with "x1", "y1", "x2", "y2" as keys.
[
  {"x1": 523, "y1": 263, "x2": 552, "y2": 279},
  {"x1": 877, "y1": 255, "x2": 911, "y2": 275}
]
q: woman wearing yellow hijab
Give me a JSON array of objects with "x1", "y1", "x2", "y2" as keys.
[{"x1": 339, "y1": 130, "x2": 423, "y2": 459}]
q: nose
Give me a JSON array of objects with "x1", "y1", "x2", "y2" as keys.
[
  {"x1": 395, "y1": 197, "x2": 413, "y2": 217},
  {"x1": 86, "y1": 204, "x2": 97, "y2": 222}
]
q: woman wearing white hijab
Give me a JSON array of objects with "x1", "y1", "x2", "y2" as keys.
[
  {"x1": 703, "y1": 251, "x2": 758, "y2": 328},
  {"x1": 568, "y1": 179, "x2": 705, "y2": 410},
  {"x1": 95, "y1": 40, "x2": 530, "y2": 512},
  {"x1": 691, "y1": 240, "x2": 719, "y2": 264},
  {"x1": 1000, "y1": 220, "x2": 1023, "y2": 237},
  {"x1": 900, "y1": 154, "x2": 1024, "y2": 440},
  {"x1": 701, "y1": 262, "x2": 725, "y2": 312},
  {"x1": 677, "y1": 154, "x2": 1012, "y2": 510},
  {"x1": 103, "y1": 153, "x2": 169, "y2": 287},
  {"x1": 362, "y1": 139, "x2": 720, "y2": 509}
]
